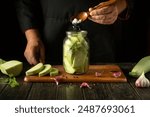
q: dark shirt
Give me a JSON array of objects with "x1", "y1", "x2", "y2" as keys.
[{"x1": 16, "y1": 0, "x2": 133, "y2": 64}]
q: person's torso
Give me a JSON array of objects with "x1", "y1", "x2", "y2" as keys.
[
  {"x1": 40, "y1": 0, "x2": 103, "y2": 20},
  {"x1": 38, "y1": 0, "x2": 115, "y2": 64}
]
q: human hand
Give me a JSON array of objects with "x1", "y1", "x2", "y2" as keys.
[
  {"x1": 89, "y1": 3, "x2": 118, "y2": 24},
  {"x1": 24, "y1": 39, "x2": 45, "y2": 65}
]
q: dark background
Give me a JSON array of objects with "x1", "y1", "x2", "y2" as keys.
[
  {"x1": 0, "y1": 1, "x2": 26, "y2": 61},
  {"x1": 0, "y1": 0, "x2": 149, "y2": 63}
]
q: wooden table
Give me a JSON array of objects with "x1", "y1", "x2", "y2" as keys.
[{"x1": 1, "y1": 63, "x2": 150, "y2": 100}]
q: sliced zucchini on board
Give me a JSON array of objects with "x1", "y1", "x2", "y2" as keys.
[
  {"x1": 26, "y1": 63, "x2": 44, "y2": 76},
  {"x1": 39, "y1": 64, "x2": 52, "y2": 77},
  {"x1": 50, "y1": 68, "x2": 59, "y2": 76},
  {"x1": 0, "y1": 60, "x2": 23, "y2": 77}
]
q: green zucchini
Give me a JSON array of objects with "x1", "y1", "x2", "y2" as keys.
[
  {"x1": 39, "y1": 64, "x2": 52, "y2": 77},
  {"x1": 26, "y1": 63, "x2": 44, "y2": 76},
  {"x1": 129, "y1": 56, "x2": 150, "y2": 77},
  {"x1": 50, "y1": 68, "x2": 59, "y2": 76},
  {"x1": 0, "y1": 60, "x2": 23, "y2": 77}
]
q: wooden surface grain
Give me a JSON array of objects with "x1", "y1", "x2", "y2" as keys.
[{"x1": 1, "y1": 63, "x2": 150, "y2": 100}]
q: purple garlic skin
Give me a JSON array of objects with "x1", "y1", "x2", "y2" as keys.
[
  {"x1": 135, "y1": 72, "x2": 150, "y2": 88},
  {"x1": 112, "y1": 71, "x2": 121, "y2": 78}
]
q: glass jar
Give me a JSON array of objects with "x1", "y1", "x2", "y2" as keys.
[{"x1": 63, "y1": 30, "x2": 89, "y2": 74}]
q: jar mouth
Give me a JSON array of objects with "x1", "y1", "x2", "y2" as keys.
[{"x1": 66, "y1": 30, "x2": 87, "y2": 34}]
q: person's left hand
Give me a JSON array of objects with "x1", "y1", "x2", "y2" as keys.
[{"x1": 89, "y1": 3, "x2": 118, "y2": 24}]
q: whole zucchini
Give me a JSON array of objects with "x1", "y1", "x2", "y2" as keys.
[{"x1": 129, "y1": 56, "x2": 150, "y2": 77}]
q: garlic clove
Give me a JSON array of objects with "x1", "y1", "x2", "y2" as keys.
[
  {"x1": 112, "y1": 71, "x2": 122, "y2": 78},
  {"x1": 135, "y1": 72, "x2": 150, "y2": 88},
  {"x1": 80, "y1": 82, "x2": 91, "y2": 89}
]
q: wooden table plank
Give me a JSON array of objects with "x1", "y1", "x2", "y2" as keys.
[
  {"x1": 104, "y1": 83, "x2": 140, "y2": 99},
  {"x1": 56, "y1": 83, "x2": 83, "y2": 100},
  {"x1": 27, "y1": 83, "x2": 57, "y2": 100},
  {"x1": 1, "y1": 62, "x2": 150, "y2": 100},
  {"x1": 82, "y1": 83, "x2": 100, "y2": 100},
  {"x1": 82, "y1": 82, "x2": 140, "y2": 100},
  {"x1": 0, "y1": 80, "x2": 32, "y2": 100},
  {"x1": 128, "y1": 75, "x2": 150, "y2": 100},
  {"x1": 83, "y1": 83, "x2": 110, "y2": 100},
  {"x1": 0, "y1": 64, "x2": 32, "y2": 99},
  {"x1": 119, "y1": 63, "x2": 150, "y2": 99},
  {"x1": 27, "y1": 83, "x2": 84, "y2": 100},
  {"x1": 0, "y1": 84, "x2": 6, "y2": 94},
  {"x1": 131, "y1": 85, "x2": 150, "y2": 99},
  {"x1": 0, "y1": 74, "x2": 8, "y2": 94}
]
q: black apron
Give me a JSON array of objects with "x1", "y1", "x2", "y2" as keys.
[{"x1": 40, "y1": 0, "x2": 115, "y2": 64}]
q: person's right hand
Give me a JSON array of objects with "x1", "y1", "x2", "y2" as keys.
[
  {"x1": 24, "y1": 29, "x2": 45, "y2": 65},
  {"x1": 89, "y1": 3, "x2": 118, "y2": 25},
  {"x1": 24, "y1": 39, "x2": 45, "y2": 65}
]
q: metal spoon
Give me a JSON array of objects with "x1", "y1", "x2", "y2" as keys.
[{"x1": 71, "y1": 0, "x2": 116, "y2": 22}]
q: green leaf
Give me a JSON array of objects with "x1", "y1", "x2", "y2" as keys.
[
  {"x1": 8, "y1": 77, "x2": 19, "y2": 88},
  {"x1": 0, "y1": 77, "x2": 19, "y2": 88}
]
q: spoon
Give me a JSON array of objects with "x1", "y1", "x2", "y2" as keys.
[{"x1": 71, "y1": 0, "x2": 116, "y2": 22}]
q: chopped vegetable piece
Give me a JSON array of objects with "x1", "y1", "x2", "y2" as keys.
[
  {"x1": 26, "y1": 63, "x2": 44, "y2": 76},
  {"x1": 0, "y1": 60, "x2": 23, "y2": 77},
  {"x1": 39, "y1": 64, "x2": 51, "y2": 77},
  {"x1": 63, "y1": 58, "x2": 75, "y2": 74},
  {"x1": 50, "y1": 68, "x2": 59, "y2": 76}
]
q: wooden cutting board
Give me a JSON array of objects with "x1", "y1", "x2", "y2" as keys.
[{"x1": 24, "y1": 65, "x2": 127, "y2": 83}]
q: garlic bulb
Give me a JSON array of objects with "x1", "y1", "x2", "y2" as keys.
[{"x1": 135, "y1": 72, "x2": 150, "y2": 87}]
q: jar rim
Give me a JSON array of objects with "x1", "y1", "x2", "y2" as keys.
[{"x1": 66, "y1": 30, "x2": 87, "y2": 35}]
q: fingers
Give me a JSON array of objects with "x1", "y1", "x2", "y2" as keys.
[
  {"x1": 90, "y1": 5, "x2": 114, "y2": 16},
  {"x1": 89, "y1": 4, "x2": 118, "y2": 24},
  {"x1": 89, "y1": 8, "x2": 93, "y2": 12},
  {"x1": 89, "y1": 8, "x2": 118, "y2": 24},
  {"x1": 24, "y1": 50, "x2": 39, "y2": 65},
  {"x1": 89, "y1": 15, "x2": 117, "y2": 24},
  {"x1": 39, "y1": 44, "x2": 45, "y2": 64},
  {"x1": 24, "y1": 40, "x2": 45, "y2": 65},
  {"x1": 25, "y1": 48, "x2": 45, "y2": 65}
]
